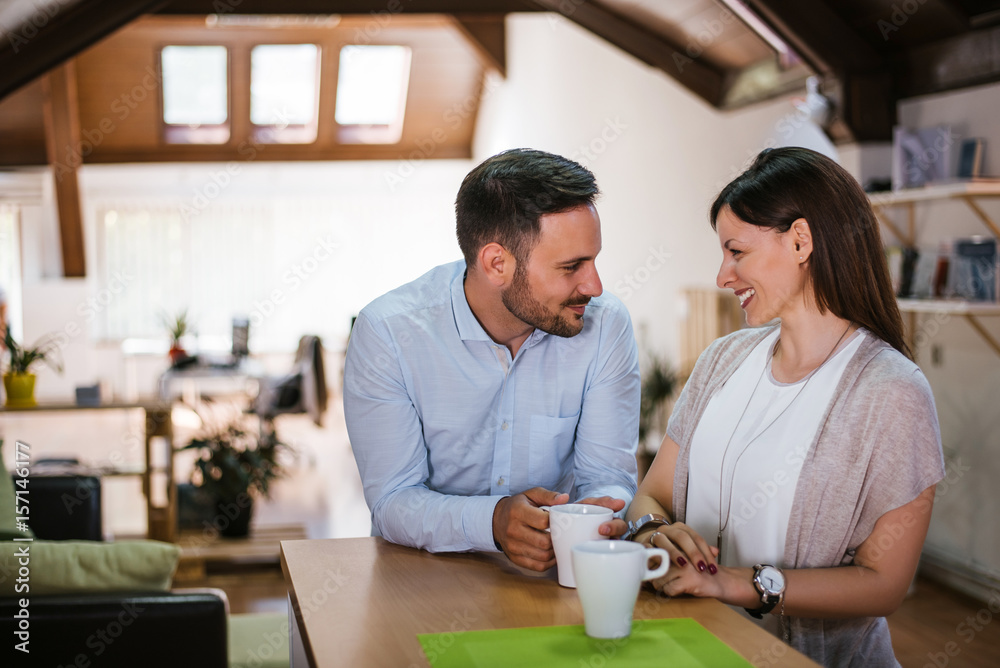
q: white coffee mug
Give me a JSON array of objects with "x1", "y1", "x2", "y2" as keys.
[
  {"x1": 541, "y1": 503, "x2": 612, "y2": 588},
  {"x1": 571, "y1": 540, "x2": 670, "y2": 638}
]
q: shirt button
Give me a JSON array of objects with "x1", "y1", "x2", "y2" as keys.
[
  {"x1": 498, "y1": 477, "x2": 505, "y2": 486},
  {"x1": 501, "y1": 422, "x2": 509, "y2": 431}
]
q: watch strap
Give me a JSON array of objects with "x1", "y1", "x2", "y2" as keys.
[{"x1": 745, "y1": 564, "x2": 784, "y2": 619}]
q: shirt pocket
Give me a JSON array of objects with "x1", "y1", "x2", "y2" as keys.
[{"x1": 528, "y1": 413, "x2": 580, "y2": 489}]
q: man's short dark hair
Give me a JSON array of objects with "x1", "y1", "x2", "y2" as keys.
[{"x1": 455, "y1": 148, "x2": 599, "y2": 267}]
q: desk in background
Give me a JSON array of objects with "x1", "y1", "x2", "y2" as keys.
[
  {"x1": 157, "y1": 357, "x2": 265, "y2": 403},
  {"x1": 281, "y1": 537, "x2": 819, "y2": 667}
]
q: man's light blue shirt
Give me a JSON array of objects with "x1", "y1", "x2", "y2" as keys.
[{"x1": 343, "y1": 260, "x2": 640, "y2": 553}]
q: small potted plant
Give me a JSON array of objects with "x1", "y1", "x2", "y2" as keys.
[
  {"x1": 162, "y1": 309, "x2": 191, "y2": 365},
  {"x1": 637, "y1": 352, "x2": 677, "y2": 468},
  {"x1": 3, "y1": 327, "x2": 63, "y2": 408},
  {"x1": 179, "y1": 410, "x2": 290, "y2": 537}
]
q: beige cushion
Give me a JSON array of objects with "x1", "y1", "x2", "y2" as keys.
[
  {"x1": 229, "y1": 612, "x2": 290, "y2": 668},
  {"x1": 0, "y1": 539, "x2": 180, "y2": 596}
]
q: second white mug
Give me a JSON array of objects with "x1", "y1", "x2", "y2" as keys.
[{"x1": 572, "y1": 540, "x2": 670, "y2": 638}]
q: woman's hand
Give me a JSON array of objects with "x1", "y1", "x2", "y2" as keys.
[{"x1": 638, "y1": 521, "x2": 719, "y2": 575}]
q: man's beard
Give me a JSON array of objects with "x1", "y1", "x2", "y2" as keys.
[{"x1": 501, "y1": 264, "x2": 589, "y2": 338}]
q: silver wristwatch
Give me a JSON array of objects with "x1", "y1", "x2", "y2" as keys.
[
  {"x1": 746, "y1": 564, "x2": 785, "y2": 619},
  {"x1": 623, "y1": 513, "x2": 670, "y2": 541}
]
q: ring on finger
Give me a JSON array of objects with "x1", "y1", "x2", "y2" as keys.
[{"x1": 648, "y1": 531, "x2": 663, "y2": 547}]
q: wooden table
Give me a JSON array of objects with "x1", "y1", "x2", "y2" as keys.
[{"x1": 281, "y1": 537, "x2": 819, "y2": 667}]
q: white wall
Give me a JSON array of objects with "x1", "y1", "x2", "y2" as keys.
[
  {"x1": 12, "y1": 160, "x2": 471, "y2": 401},
  {"x1": 474, "y1": 13, "x2": 833, "y2": 360}
]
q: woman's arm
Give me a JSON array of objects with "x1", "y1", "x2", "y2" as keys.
[
  {"x1": 627, "y1": 433, "x2": 719, "y2": 571},
  {"x1": 655, "y1": 485, "x2": 937, "y2": 618}
]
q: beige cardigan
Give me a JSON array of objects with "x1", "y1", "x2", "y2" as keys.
[{"x1": 668, "y1": 325, "x2": 945, "y2": 667}]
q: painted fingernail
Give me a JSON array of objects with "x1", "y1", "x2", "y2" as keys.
[
  {"x1": 708, "y1": 564, "x2": 718, "y2": 575},
  {"x1": 697, "y1": 561, "x2": 706, "y2": 572},
  {"x1": 676, "y1": 556, "x2": 687, "y2": 567}
]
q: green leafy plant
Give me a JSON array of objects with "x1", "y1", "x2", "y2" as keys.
[
  {"x1": 638, "y1": 353, "x2": 677, "y2": 445},
  {"x1": 161, "y1": 309, "x2": 190, "y2": 345},
  {"x1": 180, "y1": 413, "x2": 289, "y2": 502},
  {"x1": 3, "y1": 327, "x2": 63, "y2": 375}
]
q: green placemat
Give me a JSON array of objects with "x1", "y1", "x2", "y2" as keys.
[{"x1": 418, "y1": 618, "x2": 753, "y2": 667}]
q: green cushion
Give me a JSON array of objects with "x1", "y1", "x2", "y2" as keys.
[
  {"x1": 0, "y1": 539, "x2": 179, "y2": 596},
  {"x1": 229, "y1": 612, "x2": 290, "y2": 668},
  {"x1": 0, "y1": 440, "x2": 33, "y2": 540}
]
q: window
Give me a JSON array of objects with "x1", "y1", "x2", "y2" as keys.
[
  {"x1": 0, "y1": 204, "x2": 22, "y2": 342},
  {"x1": 161, "y1": 45, "x2": 230, "y2": 144},
  {"x1": 251, "y1": 44, "x2": 321, "y2": 144},
  {"x1": 335, "y1": 45, "x2": 412, "y2": 144},
  {"x1": 96, "y1": 203, "x2": 274, "y2": 344}
]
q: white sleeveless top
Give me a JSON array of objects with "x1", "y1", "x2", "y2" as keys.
[{"x1": 686, "y1": 327, "x2": 866, "y2": 565}]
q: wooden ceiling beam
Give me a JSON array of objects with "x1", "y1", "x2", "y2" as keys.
[
  {"x1": 41, "y1": 63, "x2": 86, "y2": 278},
  {"x1": 530, "y1": 0, "x2": 726, "y2": 107},
  {"x1": 451, "y1": 15, "x2": 506, "y2": 77},
  {"x1": 742, "y1": 0, "x2": 884, "y2": 74},
  {"x1": 0, "y1": 0, "x2": 169, "y2": 101},
  {"x1": 156, "y1": 1, "x2": 541, "y2": 14},
  {"x1": 894, "y1": 24, "x2": 1000, "y2": 98}
]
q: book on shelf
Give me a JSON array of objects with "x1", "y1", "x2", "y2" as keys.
[{"x1": 958, "y1": 138, "x2": 985, "y2": 179}]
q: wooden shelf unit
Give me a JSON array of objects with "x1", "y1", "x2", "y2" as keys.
[{"x1": 870, "y1": 183, "x2": 1000, "y2": 358}]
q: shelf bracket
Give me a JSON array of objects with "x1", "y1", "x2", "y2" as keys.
[
  {"x1": 958, "y1": 195, "x2": 1000, "y2": 239},
  {"x1": 964, "y1": 314, "x2": 1000, "y2": 358},
  {"x1": 872, "y1": 204, "x2": 915, "y2": 248}
]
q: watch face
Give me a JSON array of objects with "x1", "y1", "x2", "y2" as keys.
[{"x1": 759, "y1": 566, "x2": 785, "y2": 593}]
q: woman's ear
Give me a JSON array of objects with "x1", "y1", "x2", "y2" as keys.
[
  {"x1": 477, "y1": 242, "x2": 514, "y2": 286},
  {"x1": 789, "y1": 218, "x2": 813, "y2": 263}
]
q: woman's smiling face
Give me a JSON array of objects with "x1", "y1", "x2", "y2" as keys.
[{"x1": 715, "y1": 206, "x2": 808, "y2": 327}]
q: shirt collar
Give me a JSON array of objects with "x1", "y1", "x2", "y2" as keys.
[
  {"x1": 451, "y1": 267, "x2": 493, "y2": 342},
  {"x1": 450, "y1": 265, "x2": 550, "y2": 349}
]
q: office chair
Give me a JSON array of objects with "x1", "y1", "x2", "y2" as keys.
[{"x1": 252, "y1": 335, "x2": 327, "y2": 426}]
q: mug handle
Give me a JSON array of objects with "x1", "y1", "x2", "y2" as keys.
[
  {"x1": 643, "y1": 548, "x2": 670, "y2": 580},
  {"x1": 538, "y1": 506, "x2": 551, "y2": 533}
]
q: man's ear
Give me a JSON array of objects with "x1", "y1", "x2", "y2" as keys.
[
  {"x1": 789, "y1": 218, "x2": 813, "y2": 264},
  {"x1": 477, "y1": 242, "x2": 515, "y2": 286}
]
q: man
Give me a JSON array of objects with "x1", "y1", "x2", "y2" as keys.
[{"x1": 343, "y1": 148, "x2": 640, "y2": 572}]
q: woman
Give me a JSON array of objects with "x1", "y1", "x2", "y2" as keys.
[{"x1": 626, "y1": 147, "x2": 944, "y2": 666}]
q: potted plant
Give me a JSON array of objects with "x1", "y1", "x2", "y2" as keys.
[
  {"x1": 178, "y1": 410, "x2": 290, "y2": 538},
  {"x1": 3, "y1": 328, "x2": 63, "y2": 408},
  {"x1": 637, "y1": 352, "x2": 677, "y2": 470},
  {"x1": 162, "y1": 309, "x2": 191, "y2": 365}
]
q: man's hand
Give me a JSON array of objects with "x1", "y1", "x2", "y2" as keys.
[
  {"x1": 575, "y1": 496, "x2": 628, "y2": 538},
  {"x1": 493, "y1": 487, "x2": 569, "y2": 571}
]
